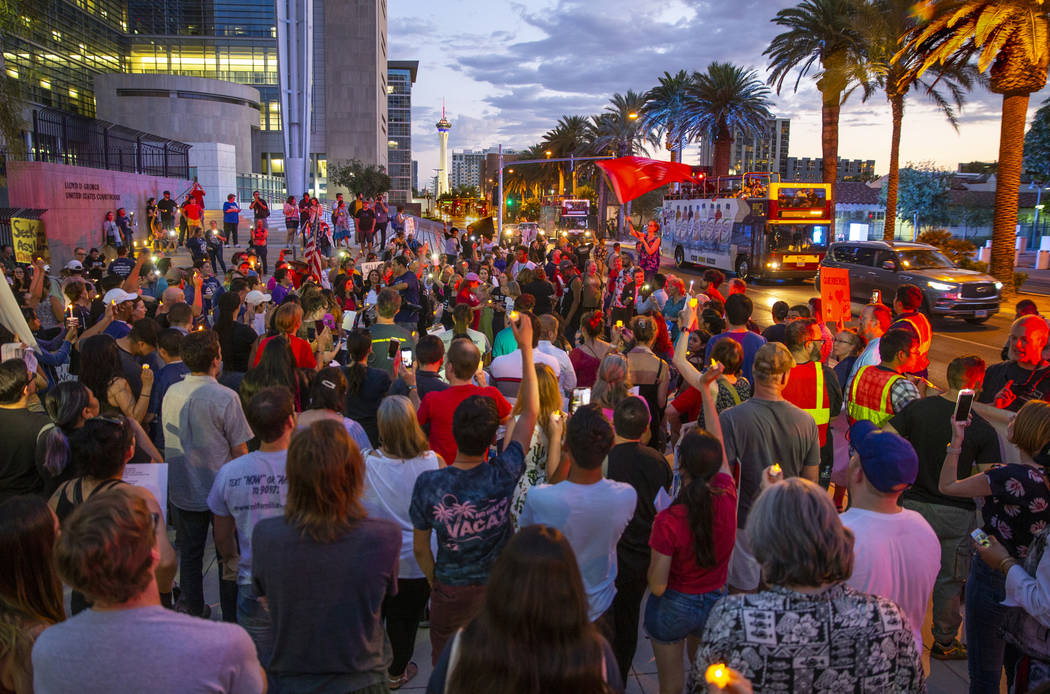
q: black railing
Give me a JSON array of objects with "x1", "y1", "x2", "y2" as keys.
[{"x1": 30, "y1": 108, "x2": 191, "y2": 179}]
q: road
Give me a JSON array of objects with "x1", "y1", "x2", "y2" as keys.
[{"x1": 663, "y1": 261, "x2": 1008, "y2": 392}]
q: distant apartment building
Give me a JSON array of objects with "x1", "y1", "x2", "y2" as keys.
[
  {"x1": 451, "y1": 150, "x2": 486, "y2": 189},
  {"x1": 784, "y1": 157, "x2": 877, "y2": 183},
  {"x1": 699, "y1": 117, "x2": 790, "y2": 177},
  {"x1": 387, "y1": 60, "x2": 418, "y2": 204}
]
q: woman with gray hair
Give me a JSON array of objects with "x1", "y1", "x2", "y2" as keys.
[{"x1": 692, "y1": 477, "x2": 926, "y2": 693}]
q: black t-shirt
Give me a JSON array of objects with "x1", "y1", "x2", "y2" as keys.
[
  {"x1": 0, "y1": 406, "x2": 51, "y2": 502},
  {"x1": 157, "y1": 198, "x2": 177, "y2": 221},
  {"x1": 522, "y1": 279, "x2": 555, "y2": 316},
  {"x1": 606, "y1": 441, "x2": 672, "y2": 571},
  {"x1": 343, "y1": 366, "x2": 391, "y2": 447},
  {"x1": 892, "y1": 395, "x2": 1000, "y2": 510},
  {"x1": 978, "y1": 360, "x2": 1050, "y2": 412},
  {"x1": 356, "y1": 208, "x2": 375, "y2": 234},
  {"x1": 762, "y1": 323, "x2": 787, "y2": 345},
  {"x1": 220, "y1": 322, "x2": 259, "y2": 373}
]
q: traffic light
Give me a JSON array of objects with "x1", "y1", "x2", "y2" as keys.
[{"x1": 506, "y1": 197, "x2": 514, "y2": 207}]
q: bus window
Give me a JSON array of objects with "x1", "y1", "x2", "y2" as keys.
[{"x1": 766, "y1": 224, "x2": 827, "y2": 253}]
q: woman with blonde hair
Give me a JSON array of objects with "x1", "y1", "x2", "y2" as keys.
[
  {"x1": 593, "y1": 352, "x2": 632, "y2": 421},
  {"x1": 361, "y1": 395, "x2": 441, "y2": 689},
  {"x1": 507, "y1": 364, "x2": 565, "y2": 525},
  {"x1": 940, "y1": 399, "x2": 1050, "y2": 690},
  {"x1": 695, "y1": 477, "x2": 925, "y2": 691},
  {"x1": 252, "y1": 420, "x2": 401, "y2": 692}
]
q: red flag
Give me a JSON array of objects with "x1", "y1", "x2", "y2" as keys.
[{"x1": 596, "y1": 156, "x2": 706, "y2": 204}]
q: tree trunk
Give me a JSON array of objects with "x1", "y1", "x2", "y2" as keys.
[
  {"x1": 990, "y1": 92, "x2": 1030, "y2": 296},
  {"x1": 883, "y1": 93, "x2": 904, "y2": 241},
  {"x1": 821, "y1": 91, "x2": 840, "y2": 240},
  {"x1": 713, "y1": 122, "x2": 733, "y2": 178}
]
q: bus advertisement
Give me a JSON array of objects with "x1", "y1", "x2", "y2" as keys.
[{"x1": 662, "y1": 180, "x2": 832, "y2": 281}]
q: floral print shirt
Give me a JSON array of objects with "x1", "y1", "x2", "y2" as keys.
[
  {"x1": 980, "y1": 463, "x2": 1050, "y2": 560},
  {"x1": 693, "y1": 584, "x2": 926, "y2": 693}
]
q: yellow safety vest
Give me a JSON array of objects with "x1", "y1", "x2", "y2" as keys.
[{"x1": 847, "y1": 365, "x2": 903, "y2": 428}]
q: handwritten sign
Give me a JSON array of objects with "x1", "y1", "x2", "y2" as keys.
[
  {"x1": 122, "y1": 463, "x2": 169, "y2": 522},
  {"x1": 360, "y1": 261, "x2": 383, "y2": 277},
  {"x1": 11, "y1": 218, "x2": 41, "y2": 263},
  {"x1": 819, "y1": 266, "x2": 851, "y2": 327}
]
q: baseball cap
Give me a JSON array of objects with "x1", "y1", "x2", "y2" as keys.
[
  {"x1": 750, "y1": 342, "x2": 795, "y2": 380},
  {"x1": 464, "y1": 272, "x2": 480, "y2": 282},
  {"x1": 102, "y1": 288, "x2": 138, "y2": 305},
  {"x1": 64, "y1": 260, "x2": 84, "y2": 272},
  {"x1": 848, "y1": 420, "x2": 919, "y2": 493},
  {"x1": 245, "y1": 290, "x2": 271, "y2": 305}
]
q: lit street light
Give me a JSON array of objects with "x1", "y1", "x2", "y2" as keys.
[{"x1": 628, "y1": 111, "x2": 638, "y2": 120}]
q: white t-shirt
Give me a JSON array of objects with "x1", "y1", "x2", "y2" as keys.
[
  {"x1": 207, "y1": 449, "x2": 289, "y2": 585},
  {"x1": 841, "y1": 507, "x2": 940, "y2": 648},
  {"x1": 361, "y1": 449, "x2": 441, "y2": 579},
  {"x1": 519, "y1": 479, "x2": 637, "y2": 620},
  {"x1": 488, "y1": 348, "x2": 562, "y2": 405}
]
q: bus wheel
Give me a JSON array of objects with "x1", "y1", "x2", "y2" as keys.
[
  {"x1": 735, "y1": 256, "x2": 751, "y2": 281},
  {"x1": 675, "y1": 246, "x2": 686, "y2": 268}
]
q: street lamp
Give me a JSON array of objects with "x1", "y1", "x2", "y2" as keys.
[
  {"x1": 628, "y1": 111, "x2": 638, "y2": 120},
  {"x1": 545, "y1": 150, "x2": 552, "y2": 158}
]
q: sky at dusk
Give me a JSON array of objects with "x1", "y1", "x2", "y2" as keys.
[{"x1": 388, "y1": 0, "x2": 1050, "y2": 188}]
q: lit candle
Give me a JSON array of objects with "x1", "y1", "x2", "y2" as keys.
[
  {"x1": 689, "y1": 298, "x2": 698, "y2": 308},
  {"x1": 771, "y1": 463, "x2": 782, "y2": 476},
  {"x1": 705, "y1": 664, "x2": 730, "y2": 689}
]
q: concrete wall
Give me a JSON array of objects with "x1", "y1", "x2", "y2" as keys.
[
  {"x1": 324, "y1": 0, "x2": 388, "y2": 194},
  {"x1": 7, "y1": 160, "x2": 190, "y2": 267},
  {"x1": 188, "y1": 142, "x2": 238, "y2": 204},
  {"x1": 93, "y1": 74, "x2": 260, "y2": 175}
]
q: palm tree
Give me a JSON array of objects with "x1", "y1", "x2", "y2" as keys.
[
  {"x1": 589, "y1": 91, "x2": 653, "y2": 234},
  {"x1": 866, "y1": 0, "x2": 979, "y2": 240},
  {"x1": 765, "y1": 0, "x2": 868, "y2": 237},
  {"x1": 686, "y1": 62, "x2": 773, "y2": 178},
  {"x1": 902, "y1": 0, "x2": 1049, "y2": 292},
  {"x1": 542, "y1": 114, "x2": 592, "y2": 195},
  {"x1": 641, "y1": 70, "x2": 697, "y2": 163}
]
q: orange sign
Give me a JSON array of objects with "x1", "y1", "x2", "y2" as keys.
[{"x1": 819, "y1": 267, "x2": 851, "y2": 327}]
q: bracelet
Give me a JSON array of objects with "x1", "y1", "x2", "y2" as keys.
[
  {"x1": 407, "y1": 385, "x2": 416, "y2": 391},
  {"x1": 945, "y1": 446, "x2": 962, "y2": 456},
  {"x1": 999, "y1": 558, "x2": 1018, "y2": 574}
]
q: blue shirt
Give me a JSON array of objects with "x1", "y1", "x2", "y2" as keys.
[
  {"x1": 409, "y1": 442, "x2": 525, "y2": 586},
  {"x1": 703, "y1": 329, "x2": 767, "y2": 384},
  {"x1": 222, "y1": 201, "x2": 240, "y2": 225},
  {"x1": 149, "y1": 361, "x2": 190, "y2": 449},
  {"x1": 186, "y1": 237, "x2": 207, "y2": 262},
  {"x1": 183, "y1": 277, "x2": 224, "y2": 316},
  {"x1": 107, "y1": 257, "x2": 136, "y2": 279},
  {"x1": 394, "y1": 270, "x2": 420, "y2": 323},
  {"x1": 104, "y1": 321, "x2": 131, "y2": 339}
]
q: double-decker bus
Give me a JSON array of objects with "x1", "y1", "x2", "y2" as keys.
[{"x1": 661, "y1": 174, "x2": 832, "y2": 281}]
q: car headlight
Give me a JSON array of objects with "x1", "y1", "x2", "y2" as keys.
[
  {"x1": 994, "y1": 281, "x2": 1004, "y2": 291},
  {"x1": 928, "y1": 281, "x2": 955, "y2": 291}
]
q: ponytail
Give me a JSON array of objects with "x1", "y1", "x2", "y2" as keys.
[
  {"x1": 674, "y1": 429, "x2": 724, "y2": 570},
  {"x1": 39, "y1": 425, "x2": 71, "y2": 479}
]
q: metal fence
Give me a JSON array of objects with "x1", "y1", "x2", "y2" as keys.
[{"x1": 30, "y1": 108, "x2": 191, "y2": 179}]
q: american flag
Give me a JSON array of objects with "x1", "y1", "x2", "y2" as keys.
[{"x1": 305, "y1": 222, "x2": 324, "y2": 283}]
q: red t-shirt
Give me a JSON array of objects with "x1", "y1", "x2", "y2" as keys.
[
  {"x1": 417, "y1": 384, "x2": 512, "y2": 464},
  {"x1": 649, "y1": 472, "x2": 736, "y2": 594},
  {"x1": 670, "y1": 386, "x2": 702, "y2": 422},
  {"x1": 252, "y1": 334, "x2": 316, "y2": 370},
  {"x1": 184, "y1": 202, "x2": 202, "y2": 221},
  {"x1": 456, "y1": 287, "x2": 482, "y2": 330}
]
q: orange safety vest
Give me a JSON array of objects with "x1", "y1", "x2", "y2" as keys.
[
  {"x1": 847, "y1": 364, "x2": 904, "y2": 428},
  {"x1": 781, "y1": 360, "x2": 831, "y2": 446},
  {"x1": 896, "y1": 312, "x2": 932, "y2": 364}
]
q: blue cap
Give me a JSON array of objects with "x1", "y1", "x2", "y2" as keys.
[{"x1": 848, "y1": 420, "x2": 919, "y2": 493}]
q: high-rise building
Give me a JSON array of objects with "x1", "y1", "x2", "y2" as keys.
[
  {"x1": 451, "y1": 150, "x2": 485, "y2": 189},
  {"x1": 699, "y1": 117, "x2": 790, "y2": 178},
  {"x1": 387, "y1": 60, "x2": 417, "y2": 205},
  {"x1": 412, "y1": 160, "x2": 419, "y2": 194},
  {"x1": 783, "y1": 157, "x2": 877, "y2": 182},
  {"x1": 4, "y1": 0, "x2": 390, "y2": 197}
]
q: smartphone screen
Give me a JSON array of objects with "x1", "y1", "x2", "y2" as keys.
[
  {"x1": 955, "y1": 389, "x2": 975, "y2": 421},
  {"x1": 871, "y1": 289, "x2": 881, "y2": 304},
  {"x1": 400, "y1": 349, "x2": 413, "y2": 369},
  {"x1": 971, "y1": 528, "x2": 990, "y2": 547},
  {"x1": 388, "y1": 338, "x2": 400, "y2": 359}
]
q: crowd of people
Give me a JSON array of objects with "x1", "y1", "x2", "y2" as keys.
[{"x1": 1, "y1": 198, "x2": 1050, "y2": 694}]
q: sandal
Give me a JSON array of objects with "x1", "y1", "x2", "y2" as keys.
[{"x1": 388, "y1": 661, "x2": 418, "y2": 690}]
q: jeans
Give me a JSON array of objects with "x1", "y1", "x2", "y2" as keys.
[
  {"x1": 609, "y1": 558, "x2": 648, "y2": 682},
  {"x1": 429, "y1": 582, "x2": 486, "y2": 665},
  {"x1": 172, "y1": 506, "x2": 238, "y2": 621},
  {"x1": 966, "y1": 553, "x2": 1018, "y2": 693},
  {"x1": 209, "y1": 247, "x2": 227, "y2": 274},
  {"x1": 643, "y1": 587, "x2": 726, "y2": 644},
  {"x1": 382, "y1": 577, "x2": 430, "y2": 677},
  {"x1": 254, "y1": 245, "x2": 268, "y2": 275},
  {"x1": 237, "y1": 584, "x2": 273, "y2": 667},
  {"x1": 223, "y1": 221, "x2": 238, "y2": 247},
  {"x1": 903, "y1": 498, "x2": 975, "y2": 645}
]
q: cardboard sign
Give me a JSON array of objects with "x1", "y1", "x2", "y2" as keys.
[
  {"x1": 11, "y1": 218, "x2": 42, "y2": 263},
  {"x1": 359, "y1": 261, "x2": 383, "y2": 277},
  {"x1": 819, "y1": 267, "x2": 851, "y2": 326},
  {"x1": 122, "y1": 463, "x2": 169, "y2": 522}
]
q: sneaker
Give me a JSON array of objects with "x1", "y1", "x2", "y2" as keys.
[{"x1": 931, "y1": 639, "x2": 967, "y2": 660}]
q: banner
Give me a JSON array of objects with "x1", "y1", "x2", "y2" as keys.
[
  {"x1": 819, "y1": 267, "x2": 851, "y2": 327},
  {"x1": 122, "y1": 463, "x2": 169, "y2": 521},
  {"x1": 11, "y1": 218, "x2": 42, "y2": 263}
]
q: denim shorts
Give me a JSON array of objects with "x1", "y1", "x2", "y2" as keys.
[{"x1": 643, "y1": 587, "x2": 726, "y2": 644}]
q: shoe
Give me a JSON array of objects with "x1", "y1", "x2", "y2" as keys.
[
  {"x1": 388, "y1": 662, "x2": 418, "y2": 690},
  {"x1": 931, "y1": 639, "x2": 967, "y2": 660}
]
